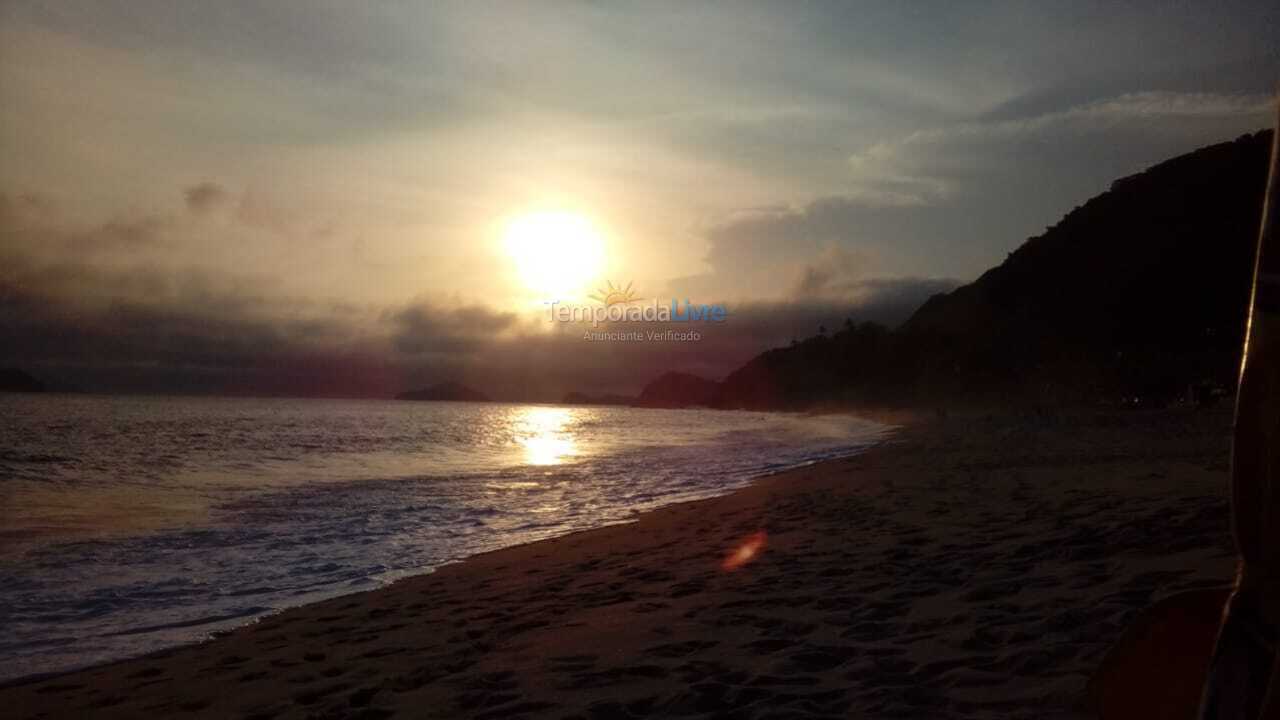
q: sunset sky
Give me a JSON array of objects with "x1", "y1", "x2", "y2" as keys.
[{"x1": 1, "y1": 1, "x2": 1277, "y2": 398}]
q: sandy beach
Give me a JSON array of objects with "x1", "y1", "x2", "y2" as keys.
[{"x1": 3, "y1": 408, "x2": 1238, "y2": 719}]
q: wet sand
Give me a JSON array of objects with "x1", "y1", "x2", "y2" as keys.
[{"x1": 3, "y1": 408, "x2": 1237, "y2": 719}]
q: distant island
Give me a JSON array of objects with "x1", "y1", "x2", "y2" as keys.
[
  {"x1": 561, "y1": 391, "x2": 635, "y2": 406},
  {"x1": 395, "y1": 381, "x2": 491, "y2": 402},
  {"x1": 0, "y1": 368, "x2": 46, "y2": 393}
]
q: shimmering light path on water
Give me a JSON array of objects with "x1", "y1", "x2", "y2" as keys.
[{"x1": 0, "y1": 395, "x2": 889, "y2": 680}]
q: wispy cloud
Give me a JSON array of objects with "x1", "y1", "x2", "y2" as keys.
[{"x1": 848, "y1": 91, "x2": 1274, "y2": 202}]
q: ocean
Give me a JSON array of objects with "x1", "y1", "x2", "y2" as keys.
[{"x1": 0, "y1": 394, "x2": 889, "y2": 681}]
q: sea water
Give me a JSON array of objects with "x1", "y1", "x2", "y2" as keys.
[{"x1": 0, "y1": 394, "x2": 889, "y2": 680}]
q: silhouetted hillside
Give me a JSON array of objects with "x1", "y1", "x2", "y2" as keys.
[
  {"x1": 713, "y1": 321, "x2": 897, "y2": 410},
  {"x1": 0, "y1": 368, "x2": 45, "y2": 393},
  {"x1": 636, "y1": 372, "x2": 720, "y2": 408},
  {"x1": 713, "y1": 130, "x2": 1273, "y2": 409},
  {"x1": 396, "y1": 381, "x2": 490, "y2": 402}
]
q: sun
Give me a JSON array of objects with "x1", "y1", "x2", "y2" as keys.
[{"x1": 503, "y1": 212, "x2": 605, "y2": 299}]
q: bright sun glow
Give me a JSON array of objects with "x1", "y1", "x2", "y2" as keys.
[
  {"x1": 512, "y1": 406, "x2": 578, "y2": 466},
  {"x1": 503, "y1": 212, "x2": 605, "y2": 299}
]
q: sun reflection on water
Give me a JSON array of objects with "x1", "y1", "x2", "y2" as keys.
[{"x1": 512, "y1": 406, "x2": 579, "y2": 466}]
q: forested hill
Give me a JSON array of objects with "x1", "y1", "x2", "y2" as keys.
[{"x1": 711, "y1": 130, "x2": 1274, "y2": 410}]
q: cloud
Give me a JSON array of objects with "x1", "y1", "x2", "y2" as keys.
[
  {"x1": 847, "y1": 91, "x2": 1274, "y2": 201},
  {"x1": 0, "y1": 248, "x2": 399, "y2": 395},
  {"x1": 0, "y1": 192, "x2": 57, "y2": 227},
  {"x1": 91, "y1": 216, "x2": 169, "y2": 249},
  {"x1": 388, "y1": 301, "x2": 519, "y2": 355},
  {"x1": 980, "y1": 54, "x2": 1280, "y2": 125},
  {"x1": 2, "y1": 4, "x2": 1274, "y2": 399},
  {"x1": 672, "y1": 200, "x2": 876, "y2": 302},
  {"x1": 672, "y1": 193, "x2": 961, "y2": 306},
  {"x1": 0, "y1": 235, "x2": 955, "y2": 399},
  {"x1": 0, "y1": 164, "x2": 1079, "y2": 399},
  {"x1": 0, "y1": 183, "x2": 352, "y2": 306},
  {"x1": 183, "y1": 181, "x2": 229, "y2": 215},
  {"x1": 791, "y1": 243, "x2": 958, "y2": 311},
  {"x1": 0, "y1": 192, "x2": 171, "y2": 259},
  {"x1": 723, "y1": 282, "x2": 957, "y2": 344},
  {"x1": 790, "y1": 245, "x2": 872, "y2": 299}
]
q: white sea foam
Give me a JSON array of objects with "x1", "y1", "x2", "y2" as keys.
[{"x1": 0, "y1": 394, "x2": 889, "y2": 680}]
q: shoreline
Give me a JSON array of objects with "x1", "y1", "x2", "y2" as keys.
[
  {"x1": 4, "y1": 408, "x2": 1238, "y2": 719},
  {"x1": 0, "y1": 413, "x2": 899, "y2": 688},
  {"x1": 2, "y1": 443, "x2": 890, "y2": 690}
]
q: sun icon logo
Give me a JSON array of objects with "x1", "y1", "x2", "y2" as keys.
[{"x1": 589, "y1": 280, "x2": 642, "y2": 306}]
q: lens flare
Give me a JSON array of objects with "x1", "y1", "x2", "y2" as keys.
[{"x1": 721, "y1": 530, "x2": 767, "y2": 571}]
